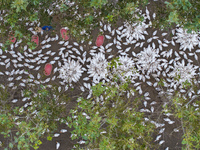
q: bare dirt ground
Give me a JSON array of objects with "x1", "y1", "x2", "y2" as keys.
[{"x1": 1, "y1": 1, "x2": 200, "y2": 150}]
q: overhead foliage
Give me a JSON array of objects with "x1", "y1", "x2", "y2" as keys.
[
  {"x1": 0, "y1": 85, "x2": 70, "y2": 149},
  {"x1": 0, "y1": 0, "x2": 56, "y2": 51},
  {"x1": 0, "y1": 0, "x2": 199, "y2": 51},
  {"x1": 67, "y1": 58, "x2": 157, "y2": 149},
  {"x1": 158, "y1": 76, "x2": 200, "y2": 150},
  {"x1": 152, "y1": 0, "x2": 200, "y2": 32},
  {"x1": 0, "y1": 0, "x2": 148, "y2": 50}
]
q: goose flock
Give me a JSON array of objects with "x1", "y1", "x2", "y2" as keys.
[{"x1": 0, "y1": 4, "x2": 200, "y2": 150}]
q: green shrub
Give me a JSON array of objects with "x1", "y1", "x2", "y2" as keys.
[
  {"x1": 153, "y1": 0, "x2": 200, "y2": 32},
  {"x1": 0, "y1": 85, "x2": 70, "y2": 150},
  {"x1": 67, "y1": 58, "x2": 156, "y2": 149}
]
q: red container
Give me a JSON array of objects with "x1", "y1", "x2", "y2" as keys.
[
  {"x1": 9, "y1": 32, "x2": 16, "y2": 43},
  {"x1": 44, "y1": 63, "x2": 52, "y2": 76},
  {"x1": 31, "y1": 35, "x2": 39, "y2": 47},
  {"x1": 60, "y1": 28, "x2": 69, "y2": 40},
  {"x1": 96, "y1": 35, "x2": 104, "y2": 47}
]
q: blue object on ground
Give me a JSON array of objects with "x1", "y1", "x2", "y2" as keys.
[{"x1": 42, "y1": 26, "x2": 53, "y2": 31}]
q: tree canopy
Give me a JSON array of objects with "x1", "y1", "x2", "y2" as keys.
[
  {"x1": 152, "y1": 0, "x2": 200, "y2": 32},
  {"x1": 0, "y1": 0, "x2": 199, "y2": 50},
  {"x1": 0, "y1": 0, "x2": 148, "y2": 50}
]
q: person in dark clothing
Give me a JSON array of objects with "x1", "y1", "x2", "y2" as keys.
[{"x1": 42, "y1": 26, "x2": 53, "y2": 31}]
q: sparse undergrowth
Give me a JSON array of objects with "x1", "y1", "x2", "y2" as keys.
[
  {"x1": 0, "y1": 85, "x2": 70, "y2": 150},
  {"x1": 67, "y1": 58, "x2": 157, "y2": 149},
  {"x1": 158, "y1": 77, "x2": 200, "y2": 150},
  {"x1": 1, "y1": 57, "x2": 200, "y2": 150}
]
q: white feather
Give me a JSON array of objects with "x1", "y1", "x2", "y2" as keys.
[
  {"x1": 46, "y1": 50, "x2": 51, "y2": 55},
  {"x1": 111, "y1": 29, "x2": 115, "y2": 36},
  {"x1": 143, "y1": 101, "x2": 147, "y2": 107},
  {"x1": 80, "y1": 86, "x2": 85, "y2": 92},
  {"x1": 56, "y1": 142, "x2": 60, "y2": 149},
  {"x1": 106, "y1": 48, "x2": 112, "y2": 53},
  {"x1": 67, "y1": 45, "x2": 72, "y2": 48},
  {"x1": 125, "y1": 47, "x2": 131, "y2": 52},
  {"x1": 116, "y1": 45, "x2": 121, "y2": 50},
  {"x1": 64, "y1": 41, "x2": 69, "y2": 46},
  {"x1": 54, "y1": 57, "x2": 60, "y2": 60},
  {"x1": 16, "y1": 76, "x2": 22, "y2": 80},
  {"x1": 60, "y1": 129, "x2": 67, "y2": 133},
  {"x1": 12, "y1": 99, "x2": 18, "y2": 103},
  {"x1": 41, "y1": 40, "x2": 46, "y2": 45},
  {"x1": 103, "y1": 24, "x2": 107, "y2": 31},
  {"x1": 45, "y1": 44, "x2": 51, "y2": 48},
  {"x1": 55, "y1": 34, "x2": 59, "y2": 40},
  {"x1": 59, "y1": 47, "x2": 66, "y2": 51},
  {"x1": 83, "y1": 77, "x2": 89, "y2": 81},
  {"x1": 6, "y1": 62, "x2": 10, "y2": 68},
  {"x1": 58, "y1": 41, "x2": 64, "y2": 45},
  {"x1": 37, "y1": 73, "x2": 41, "y2": 79},
  {"x1": 155, "y1": 135, "x2": 162, "y2": 141},
  {"x1": 34, "y1": 66, "x2": 41, "y2": 70},
  {"x1": 79, "y1": 46, "x2": 83, "y2": 51},
  {"x1": 159, "y1": 128, "x2": 165, "y2": 134},
  {"x1": 54, "y1": 133, "x2": 60, "y2": 137},
  {"x1": 52, "y1": 76, "x2": 56, "y2": 80},
  {"x1": 53, "y1": 67, "x2": 58, "y2": 74},
  {"x1": 73, "y1": 42, "x2": 79, "y2": 46},
  {"x1": 118, "y1": 26, "x2": 123, "y2": 30},
  {"x1": 50, "y1": 60, "x2": 56, "y2": 64},
  {"x1": 19, "y1": 83, "x2": 25, "y2": 87},
  {"x1": 108, "y1": 55, "x2": 113, "y2": 59},
  {"x1": 8, "y1": 77, "x2": 14, "y2": 81},
  {"x1": 153, "y1": 30, "x2": 157, "y2": 36},
  {"x1": 159, "y1": 140, "x2": 165, "y2": 145},
  {"x1": 116, "y1": 30, "x2": 121, "y2": 35},
  {"x1": 51, "y1": 52, "x2": 56, "y2": 56},
  {"x1": 151, "y1": 106, "x2": 154, "y2": 112}
]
